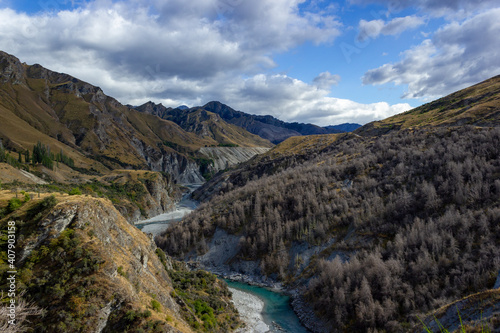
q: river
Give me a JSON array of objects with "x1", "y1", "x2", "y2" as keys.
[
  {"x1": 135, "y1": 184, "x2": 309, "y2": 333},
  {"x1": 135, "y1": 184, "x2": 201, "y2": 236},
  {"x1": 226, "y1": 280, "x2": 309, "y2": 333}
]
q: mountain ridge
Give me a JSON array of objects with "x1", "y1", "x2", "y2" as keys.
[
  {"x1": 201, "y1": 101, "x2": 361, "y2": 143},
  {"x1": 0, "y1": 51, "x2": 276, "y2": 187},
  {"x1": 356, "y1": 74, "x2": 500, "y2": 136}
]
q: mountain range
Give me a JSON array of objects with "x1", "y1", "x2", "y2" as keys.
[
  {"x1": 131, "y1": 100, "x2": 360, "y2": 145},
  {"x1": 0, "y1": 50, "x2": 358, "y2": 187}
]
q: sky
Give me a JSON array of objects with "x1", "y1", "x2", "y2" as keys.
[{"x1": 0, "y1": 0, "x2": 499, "y2": 126}]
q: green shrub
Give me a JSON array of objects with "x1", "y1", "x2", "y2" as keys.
[
  {"x1": 117, "y1": 266, "x2": 126, "y2": 277},
  {"x1": 7, "y1": 197, "x2": 23, "y2": 212},
  {"x1": 151, "y1": 299, "x2": 161, "y2": 312},
  {"x1": 68, "y1": 187, "x2": 82, "y2": 195}
]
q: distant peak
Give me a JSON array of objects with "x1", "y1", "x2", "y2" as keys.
[{"x1": 176, "y1": 105, "x2": 189, "y2": 110}]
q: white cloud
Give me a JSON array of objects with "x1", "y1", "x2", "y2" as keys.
[
  {"x1": 357, "y1": 15, "x2": 425, "y2": 41},
  {"x1": 313, "y1": 71, "x2": 341, "y2": 89},
  {"x1": 362, "y1": 8, "x2": 500, "y2": 100},
  {"x1": 349, "y1": 0, "x2": 499, "y2": 18},
  {"x1": 201, "y1": 73, "x2": 412, "y2": 126},
  {"x1": 0, "y1": 0, "x2": 414, "y2": 126},
  {"x1": 0, "y1": 0, "x2": 372, "y2": 125}
]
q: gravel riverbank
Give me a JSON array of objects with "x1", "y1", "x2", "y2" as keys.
[{"x1": 229, "y1": 287, "x2": 270, "y2": 333}]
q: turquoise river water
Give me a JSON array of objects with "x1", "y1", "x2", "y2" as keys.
[{"x1": 225, "y1": 279, "x2": 309, "y2": 333}]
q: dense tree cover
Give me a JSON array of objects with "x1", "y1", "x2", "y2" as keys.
[{"x1": 157, "y1": 126, "x2": 500, "y2": 331}]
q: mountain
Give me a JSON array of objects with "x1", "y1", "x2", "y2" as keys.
[
  {"x1": 157, "y1": 76, "x2": 500, "y2": 332},
  {"x1": 135, "y1": 102, "x2": 273, "y2": 148},
  {"x1": 0, "y1": 51, "x2": 215, "y2": 184},
  {"x1": 200, "y1": 101, "x2": 360, "y2": 144},
  {"x1": 0, "y1": 51, "x2": 274, "y2": 189},
  {"x1": 324, "y1": 123, "x2": 361, "y2": 132}
]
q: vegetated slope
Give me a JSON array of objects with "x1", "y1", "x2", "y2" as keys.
[
  {"x1": 135, "y1": 102, "x2": 273, "y2": 148},
  {"x1": 357, "y1": 74, "x2": 500, "y2": 136},
  {"x1": 0, "y1": 191, "x2": 242, "y2": 332},
  {"x1": 0, "y1": 50, "x2": 225, "y2": 183},
  {"x1": 190, "y1": 133, "x2": 344, "y2": 202},
  {"x1": 420, "y1": 288, "x2": 500, "y2": 332},
  {"x1": 157, "y1": 76, "x2": 500, "y2": 332},
  {"x1": 158, "y1": 125, "x2": 500, "y2": 332},
  {"x1": 201, "y1": 101, "x2": 361, "y2": 144}
]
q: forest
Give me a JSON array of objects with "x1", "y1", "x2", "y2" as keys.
[{"x1": 156, "y1": 125, "x2": 500, "y2": 331}]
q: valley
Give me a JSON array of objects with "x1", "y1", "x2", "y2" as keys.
[
  {"x1": 1, "y1": 48, "x2": 500, "y2": 333},
  {"x1": 136, "y1": 189, "x2": 309, "y2": 332}
]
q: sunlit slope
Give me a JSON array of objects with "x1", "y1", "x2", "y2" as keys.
[{"x1": 358, "y1": 75, "x2": 500, "y2": 136}]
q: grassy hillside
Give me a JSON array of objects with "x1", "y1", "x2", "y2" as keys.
[
  {"x1": 357, "y1": 75, "x2": 500, "y2": 136},
  {"x1": 0, "y1": 51, "x2": 265, "y2": 185}
]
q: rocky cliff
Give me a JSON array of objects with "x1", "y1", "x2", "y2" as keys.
[
  {"x1": 198, "y1": 147, "x2": 271, "y2": 172},
  {"x1": 99, "y1": 170, "x2": 180, "y2": 223},
  {"x1": 0, "y1": 191, "x2": 242, "y2": 332}
]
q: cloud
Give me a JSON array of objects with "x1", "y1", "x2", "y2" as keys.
[
  {"x1": 357, "y1": 15, "x2": 425, "y2": 41},
  {"x1": 362, "y1": 8, "x2": 500, "y2": 100},
  {"x1": 313, "y1": 71, "x2": 341, "y2": 89},
  {"x1": 0, "y1": 0, "x2": 341, "y2": 83},
  {"x1": 0, "y1": 0, "x2": 412, "y2": 125},
  {"x1": 197, "y1": 73, "x2": 412, "y2": 126},
  {"x1": 0, "y1": 0, "x2": 368, "y2": 125},
  {"x1": 349, "y1": 0, "x2": 499, "y2": 17}
]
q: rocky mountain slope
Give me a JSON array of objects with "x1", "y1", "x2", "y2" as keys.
[
  {"x1": 0, "y1": 191, "x2": 242, "y2": 332},
  {"x1": 157, "y1": 76, "x2": 500, "y2": 332},
  {"x1": 135, "y1": 102, "x2": 273, "y2": 148},
  {"x1": 138, "y1": 100, "x2": 361, "y2": 145},
  {"x1": 0, "y1": 51, "x2": 272, "y2": 186},
  {"x1": 198, "y1": 147, "x2": 271, "y2": 173}
]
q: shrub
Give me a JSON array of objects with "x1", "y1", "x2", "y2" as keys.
[
  {"x1": 68, "y1": 188, "x2": 82, "y2": 195},
  {"x1": 151, "y1": 299, "x2": 161, "y2": 312},
  {"x1": 7, "y1": 197, "x2": 23, "y2": 212}
]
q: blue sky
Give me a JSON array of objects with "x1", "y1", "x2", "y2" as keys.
[{"x1": 1, "y1": 0, "x2": 499, "y2": 125}]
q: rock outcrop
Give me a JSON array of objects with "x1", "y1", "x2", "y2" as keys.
[
  {"x1": 198, "y1": 147, "x2": 271, "y2": 172},
  {"x1": 8, "y1": 193, "x2": 190, "y2": 332}
]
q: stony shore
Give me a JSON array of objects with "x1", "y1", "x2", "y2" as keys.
[
  {"x1": 229, "y1": 287, "x2": 270, "y2": 333},
  {"x1": 189, "y1": 261, "x2": 330, "y2": 333}
]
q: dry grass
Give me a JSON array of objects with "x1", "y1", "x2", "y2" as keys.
[
  {"x1": 363, "y1": 75, "x2": 500, "y2": 133},
  {"x1": 266, "y1": 133, "x2": 340, "y2": 158}
]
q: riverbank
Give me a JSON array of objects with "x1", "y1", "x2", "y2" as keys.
[
  {"x1": 228, "y1": 287, "x2": 270, "y2": 333},
  {"x1": 190, "y1": 261, "x2": 330, "y2": 333}
]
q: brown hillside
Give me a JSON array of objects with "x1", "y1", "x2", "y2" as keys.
[{"x1": 357, "y1": 75, "x2": 500, "y2": 136}]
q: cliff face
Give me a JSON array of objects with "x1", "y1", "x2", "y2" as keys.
[
  {"x1": 5, "y1": 193, "x2": 190, "y2": 332},
  {"x1": 0, "y1": 191, "x2": 241, "y2": 332},
  {"x1": 99, "y1": 170, "x2": 180, "y2": 223},
  {"x1": 198, "y1": 147, "x2": 271, "y2": 172}
]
